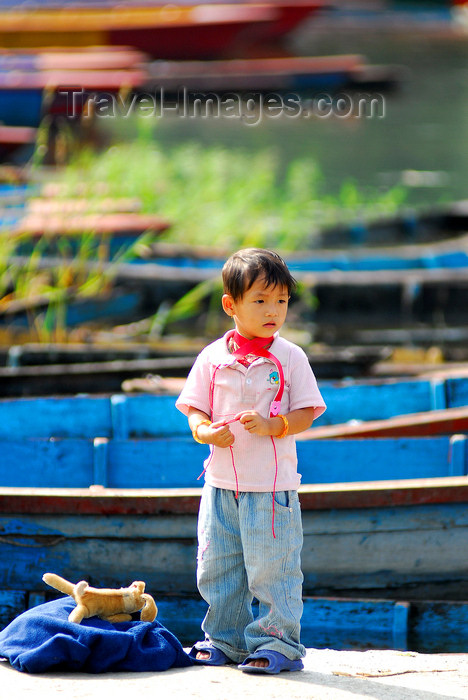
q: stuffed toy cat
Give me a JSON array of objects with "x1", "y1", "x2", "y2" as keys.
[{"x1": 42, "y1": 573, "x2": 158, "y2": 624}]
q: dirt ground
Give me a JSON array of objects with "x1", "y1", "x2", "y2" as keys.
[{"x1": 1, "y1": 647, "x2": 468, "y2": 700}]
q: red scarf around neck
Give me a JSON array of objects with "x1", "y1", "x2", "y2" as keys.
[{"x1": 228, "y1": 330, "x2": 284, "y2": 417}]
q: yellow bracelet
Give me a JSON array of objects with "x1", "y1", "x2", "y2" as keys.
[
  {"x1": 192, "y1": 420, "x2": 212, "y2": 444},
  {"x1": 276, "y1": 414, "x2": 289, "y2": 439}
]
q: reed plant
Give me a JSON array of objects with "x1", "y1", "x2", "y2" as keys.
[
  {"x1": 0, "y1": 229, "x2": 155, "y2": 342},
  {"x1": 53, "y1": 130, "x2": 408, "y2": 251},
  {"x1": 3, "y1": 126, "x2": 408, "y2": 342}
]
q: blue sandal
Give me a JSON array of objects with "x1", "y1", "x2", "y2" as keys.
[
  {"x1": 238, "y1": 650, "x2": 304, "y2": 674},
  {"x1": 188, "y1": 641, "x2": 234, "y2": 666}
]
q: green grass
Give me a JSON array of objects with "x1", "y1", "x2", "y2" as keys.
[{"x1": 51, "y1": 131, "x2": 408, "y2": 252}]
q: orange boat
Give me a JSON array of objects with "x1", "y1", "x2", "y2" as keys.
[{"x1": 0, "y1": 2, "x2": 327, "y2": 59}]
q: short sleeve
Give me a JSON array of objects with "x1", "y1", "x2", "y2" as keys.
[
  {"x1": 175, "y1": 349, "x2": 212, "y2": 417},
  {"x1": 288, "y1": 345, "x2": 326, "y2": 420}
]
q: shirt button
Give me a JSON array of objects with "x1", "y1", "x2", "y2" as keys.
[{"x1": 246, "y1": 378, "x2": 252, "y2": 385}]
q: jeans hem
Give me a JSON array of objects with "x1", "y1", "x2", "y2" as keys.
[
  {"x1": 209, "y1": 642, "x2": 248, "y2": 664},
  {"x1": 253, "y1": 640, "x2": 307, "y2": 661}
]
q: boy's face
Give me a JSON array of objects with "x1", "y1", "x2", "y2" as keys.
[{"x1": 222, "y1": 276, "x2": 289, "y2": 339}]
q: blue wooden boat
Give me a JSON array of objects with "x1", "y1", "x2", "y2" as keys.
[
  {"x1": 0, "y1": 46, "x2": 145, "y2": 137},
  {"x1": 0, "y1": 372, "x2": 467, "y2": 438},
  {"x1": 7, "y1": 233, "x2": 468, "y2": 275},
  {"x1": 3, "y1": 199, "x2": 468, "y2": 384},
  {"x1": 0, "y1": 472, "x2": 467, "y2": 650},
  {"x1": 0, "y1": 345, "x2": 388, "y2": 397},
  {"x1": 2, "y1": 211, "x2": 171, "y2": 261},
  {"x1": 6, "y1": 229, "x2": 468, "y2": 280},
  {"x1": 1, "y1": 430, "x2": 468, "y2": 489},
  {"x1": 0, "y1": 48, "x2": 398, "y2": 148},
  {"x1": 303, "y1": 406, "x2": 468, "y2": 440},
  {"x1": 0, "y1": 85, "x2": 43, "y2": 129},
  {"x1": 0, "y1": 209, "x2": 171, "y2": 344},
  {"x1": 1, "y1": 290, "x2": 145, "y2": 331},
  {"x1": 0, "y1": 195, "x2": 144, "y2": 231},
  {"x1": 317, "y1": 371, "x2": 468, "y2": 426},
  {"x1": 144, "y1": 53, "x2": 400, "y2": 94},
  {"x1": 141, "y1": 235, "x2": 468, "y2": 273},
  {"x1": 4, "y1": 197, "x2": 468, "y2": 267},
  {"x1": 1, "y1": 374, "x2": 468, "y2": 649},
  {"x1": 146, "y1": 200, "x2": 468, "y2": 250},
  {"x1": 84, "y1": 257, "x2": 468, "y2": 350},
  {"x1": 0, "y1": 384, "x2": 467, "y2": 597},
  {"x1": 0, "y1": 183, "x2": 35, "y2": 204},
  {"x1": 0, "y1": 184, "x2": 170, "y2": 262},
  {"x1": 3, "y1": 580, "x2": 468, "y2": 653},
  {"x1": 154, "y1": 593, "x2": 468, "y2": 653},
  {"x1": 6, "y1": 239, "x2": 468, "y2": 338},
  {"x1": 0, "y1": 63, "x2": 147, "y2": 128}
]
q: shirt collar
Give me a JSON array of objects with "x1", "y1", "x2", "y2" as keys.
[{"x1": 210, "y1": 331, "x2": 280, "y2": 366}]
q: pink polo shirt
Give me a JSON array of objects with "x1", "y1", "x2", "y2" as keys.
[{"x1": 176, "y1": 332, "x2": 326, "y2": 492}]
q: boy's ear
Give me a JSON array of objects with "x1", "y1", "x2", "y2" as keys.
[{"x1": 222, "y1": 294, "x2": 235, "y2": 317}]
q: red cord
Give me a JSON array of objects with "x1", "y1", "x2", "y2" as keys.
[
  {"x1": 197, "y1": 447, "x2": 213, "y2": 482},
  {"x1": 270, "y1": 436, "x2": 278, "y2": 539},
  {"x1": 229, "y1": 445, "x2": 239, "y2": 498}
]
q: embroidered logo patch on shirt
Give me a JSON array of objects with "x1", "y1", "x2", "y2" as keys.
[{"x1": 268, "y1": 370, "x2": 280, "y2": 385}]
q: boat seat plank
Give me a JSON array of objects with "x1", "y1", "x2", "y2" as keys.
[
  {"x1": 302, "y1": 407, "x2": 468, "y2": 440},
  {"x1": 0, "y1": 396, "x2": 112, "y2": 439},
  {"x1": 446, "y1": 376, "x2": 468, "y2": 408},
  {"x1": 0, "y1": 375, "x2": 467, "y2": 439},
  {"x1": 317, "y1": 378, "x2": 441, "y2": 426},
  {"x1": 0, "y1": 439, "x2": 95, "y2": 488},
  {"x1": 106, "y1": 438, "x2": 208, "y2": 488},
  {"x1": 297, "y1": 436, "x2": 466, "y2": 483},
  {"x1": 110, "y1": 394, "x2": 190, "y2": 439},
  {"x1": 0, "y1": 476, "x2": 467, "y2": 515},
  {"x1": 0, "y1": 435, "x2": 465, "y2": 489}
]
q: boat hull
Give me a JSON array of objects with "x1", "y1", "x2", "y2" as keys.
[
  {"x1": 0, "y1": 479, "x2": 467, "y2": 598},
  {"x1": 0, "y1": 3, "x2": 326, "y2": 59},
  {"x1": 0, "y1": 422, "x2": 466, "y2": 600},
  {"x1": 0, "y1": 6, "x2": 277, "y2": 60}
]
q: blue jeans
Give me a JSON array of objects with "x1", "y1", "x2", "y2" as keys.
[{"x1": 196, "y1": 484, "x2": 306, "y2": 663}]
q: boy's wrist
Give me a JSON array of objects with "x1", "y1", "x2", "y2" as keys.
[
  {"x1": 192, "y1": 420, "x2": 212, "y2": 444},
  {"x1": 272, "y1": 414, "x2": 289, "y2": 438}
]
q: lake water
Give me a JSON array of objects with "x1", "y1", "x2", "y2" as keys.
[{"x1": 141, "y1": 15, "x2": 468, "y2": 212}]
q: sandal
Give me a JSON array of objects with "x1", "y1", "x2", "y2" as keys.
[
  {"x1": 238, "y1": 650, "x2": 304, "y2": 674},
  {"x1": 188, "y1": 641, "x2": 234, "y2": 666}
]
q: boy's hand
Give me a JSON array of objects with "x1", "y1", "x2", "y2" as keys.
[
  {"x1": 200, "y1": 420, "x2": 235, "y2": 448},
  {"x1": 239, "y1": 410, "x2": 271, "y2": 436}
]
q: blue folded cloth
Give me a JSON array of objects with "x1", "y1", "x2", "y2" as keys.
[{"x1": 0, "y1": 597, "x2": 194, "y2": 674}]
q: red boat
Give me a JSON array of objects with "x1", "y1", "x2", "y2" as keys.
[
  {"x1": 0, "y1": 126, "x2": 36, "y2": 160},
  {"x1": 0, "y1": 3, "x2": 327, "y2": 60}
]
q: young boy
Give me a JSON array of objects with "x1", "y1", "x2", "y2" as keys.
[{"x1": 176, "y1": 248, "x2": 326, "y2": 674}]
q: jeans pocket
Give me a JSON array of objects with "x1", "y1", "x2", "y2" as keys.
[{"x1": 272, "y1": 490, "x2": 291, "y2": 511}]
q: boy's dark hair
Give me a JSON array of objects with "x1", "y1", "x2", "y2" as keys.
[{"x1": 222, "y1": 248, "x2": 296, "y2": 300}]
